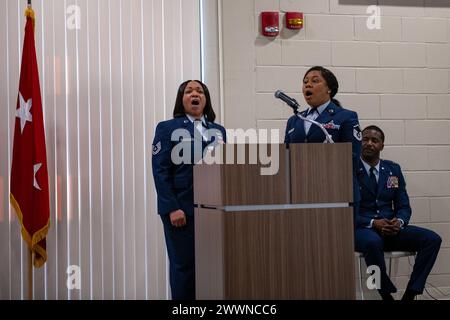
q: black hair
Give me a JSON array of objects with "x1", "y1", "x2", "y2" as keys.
[
  {"x1": 363, "y1": 125, "x2": 385, "y2": 143},
  {"x1": 304, "y1": 66, "x2": 341, "y2": 107},
  {"x1": 172, "y1": 80, "x2": 216, "y2": 122}
]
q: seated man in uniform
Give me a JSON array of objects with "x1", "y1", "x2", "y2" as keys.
[{"x1": 354, "y1": 125, "x2": 441, "y2": 301}]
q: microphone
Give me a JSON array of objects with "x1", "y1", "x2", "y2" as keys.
[
  {"x1": 274, "y1": 90, "x2": 300, "y2": 112},
  {"x1": 275, "y1": 89, "x2": 334, "y2": 144}
]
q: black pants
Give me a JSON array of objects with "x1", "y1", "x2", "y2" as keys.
[{"x1": 355, "y1": 225, "x2": 441, "y2": 294}]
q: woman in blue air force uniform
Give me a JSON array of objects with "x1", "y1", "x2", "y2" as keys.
[
  {"x1": 284, "y1": 66, "x2": 362, "y2": 217},
  {"x1": 284, "y1": 66, "x2": 362, "y2": 160},
  {"x1": 151, "y1": 80, "x2": 226, "y2": 300}
]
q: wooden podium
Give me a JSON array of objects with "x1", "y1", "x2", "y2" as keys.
[{"x1": 194, "y1": 143, "x2": 355, "y2": 299}]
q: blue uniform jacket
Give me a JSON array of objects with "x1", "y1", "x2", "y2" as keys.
[
  {"x1": 152, "y1": 116, "x2": 226, "y2": 216},
  {"x1": 355, "y1": 158, "x2": 412, "y2": 228},
  {"x1": 284, "y1": 101, "x2": 362, "y2": 161}
]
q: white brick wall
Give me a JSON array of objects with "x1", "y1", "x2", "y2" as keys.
[
  {"x1": 427, "y1": 44, "x2": 450, "y2": 68},
  {"x1": 354, "y1": 16, "x2": 402, "y2": 42},
  {"x1": 360, "y1": 120, "x2": 405, "y2": 145},
  {"x1": 305, "y1": 15, "x2": 354, "y2": 40},
  {"x1": 430, "y1": 197, "x2": 450, "y2": 222},
  {"x1": 380, "y1": 43, "x2": 427, "y2": 68},
  {"x1": 256, "y1": 39, "x2": 282, "y2": 66},
  {"x1": 254, "y1": 0, "x2": 279, "y2": 12},
  {"x1": 280, "y1": 0, "x2": 329, "y2": 14},
  {"x1": 382, "y1": 146, "x2": 429, "y2": 170},
  {"x1": 282, "y1": 40, "x2": 331, "y2": 66},
  {"x1": 329, "y1": 67, "x2": 356, "y2": 92},
  {"x1": 402, "y1": 18, "x2": 448, "y2": 43},
  {"x1": 404, "y1": 68, "x2": 449, "y2": 94},
  {"x1": 332, "y1": 41, "x2": 379, "y2": 67},
  {"x1": 338, "y1": 94, "x2": 380, "y2": 119},
  {"x1": 256, "y1": 66, "x2": 308, "y2": 92},
  {"x1": 356, "y1": 68, "x2": 403, "y2": 93},
  {"x1": 405, "y1": 172, "x2": 450, "y2": 197},
  {"x1": 427, "y1": 94, "x2": 450, "y2": 119},
  {"x1": 409, "y1": 197, "x2": 431, "y2": 223},
  {"x1": 406, "y1": 120, "x2": 450, "y2": 144},
  {"x1": 429, "y1": 147, "x2": 450, "y2": 170},
  {"x1": 256, "y1": 93, "x2": 293, "y2": 120},
  {"x1": 220, "y1": 0, "x2": 450, "y2": 299},
  {"x1": 380, "y1": 95, "x2": 427, "y2": 119}
]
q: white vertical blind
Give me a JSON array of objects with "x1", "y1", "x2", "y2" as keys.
[{"x1": 0, "y1": 0, "x2": 201, "y2": 300}]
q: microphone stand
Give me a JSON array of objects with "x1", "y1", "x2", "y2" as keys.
[
  {"x1": 298, "y1": 114, "x2": 334, "y2": 143},
  {"x1": 286, "y1": 99, "x2": 334, "y2": 144}
]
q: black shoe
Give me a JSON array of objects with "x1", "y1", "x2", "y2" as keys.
[
  {"x1": 401, "y1": 289, "x2": 418, "y2": 301},
  {"x1": 380, "y1": 292, "x2": 395, "y2": 301}
]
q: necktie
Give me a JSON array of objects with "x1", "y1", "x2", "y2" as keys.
[
  {"x1": 369, "y1": 166, "x2": 378, "y2": 193},
  {"x1": 194, "y1": 119, "x2": 206, "y2": 140},
  {"x1": 304, "y1": 108, "x2": 318, "y2": 134}
]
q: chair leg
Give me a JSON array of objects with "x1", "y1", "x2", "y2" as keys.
[
  {"x1": 388, "y1": 257, "x2": 392, "y2": 278},
  {"x1": 358, "y1": 256, "x2": 364, "y2": 300}
]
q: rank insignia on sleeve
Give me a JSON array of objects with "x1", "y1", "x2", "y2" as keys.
[
  {"x1": 387, "y1": 176, "x2": 399, "y2": 188},
  {"x1": 288, "y1": 128, "x2": 295, "y2": 134},
  {"x1": 152, "y1": 141, "x2": 161, "y2": 155},
  {"x1": 353, "y1": 124, "x2": 362, "y2": 141}
]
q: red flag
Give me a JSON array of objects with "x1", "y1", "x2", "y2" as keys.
[{"x1": 10, "y1": 9, "x2": 50, "y2": 268}]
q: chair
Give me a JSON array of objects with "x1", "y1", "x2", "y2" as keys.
[{"x1": 356, "y1": 251, "x2": 416, "y2": 300}]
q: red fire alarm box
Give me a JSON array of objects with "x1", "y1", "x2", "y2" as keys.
[
  {"x1": 286, "y1": 12, "x2": 303, "y2": 30},
  {"x1": 261, "y1": 12, "x2": 279, "y2": 37}
]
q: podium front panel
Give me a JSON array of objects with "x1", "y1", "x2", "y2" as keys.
[
  {"x1": 290, "y1": 143, "x2": 353, "y2": 204},
  {"x1": 194, "y1": 144, "x2": 288, "y2": 206},
  {"x1": 195, "y1": 207, "x2": 355, "y2": 300}
]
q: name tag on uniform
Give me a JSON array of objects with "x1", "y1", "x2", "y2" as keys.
[{"x1": 387, "y1": 176, "x2": 399, "y2": 188}]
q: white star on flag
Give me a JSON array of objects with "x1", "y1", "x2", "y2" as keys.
[
  {"x1": 33, "y1": 163, "x2": 42, "y2": 190},
  {"x1": 16, "y1": 92, "x2": 33, "y2": 134}
]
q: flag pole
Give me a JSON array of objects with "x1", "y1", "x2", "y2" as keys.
[
  {"x1": 28, "y1": 248, "x2": 33, "y2": 300},
  {"x1": 27, "y1": 0, "x2": 33, "y2": 300}
]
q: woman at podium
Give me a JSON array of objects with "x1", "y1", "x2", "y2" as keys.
[
  {"x1": 283, "y1": 66, "x2": 363, "y2": 231},
  {"x1": 284, "y1": 66, "x2": 362, "y2": 161},
  {"x1": 151, "y1": 80, "x2": 226, "y2": 300}
]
